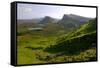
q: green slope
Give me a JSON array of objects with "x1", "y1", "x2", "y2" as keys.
[
  {"x1": 57, "y1": 18, "x2": 97, "y2": 43},
  {"x1": 44, "y1": 18, "x2": 97, "y2": 54},
  {"x1": 67, "y1": 18, "x2": 97, "y2": 38}
]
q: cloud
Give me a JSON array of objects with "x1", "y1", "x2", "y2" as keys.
[
  {"x1": 17, "y1": 6, "x2": 34, "y2": 19},
  {"x1": 18, "y1": 7, "x2": 32, "y2": 13},
  {"x1": 24, "y1": 8, "x2": 32, "y2": 13}
]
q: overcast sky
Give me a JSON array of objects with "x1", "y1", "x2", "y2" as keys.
[{"x1": 17, "y1": 3, "x2": 96, "y2": 20}]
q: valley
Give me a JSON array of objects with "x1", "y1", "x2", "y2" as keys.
[{"x1": 17, "y1": 14, "x2": 97, "y2": 65}]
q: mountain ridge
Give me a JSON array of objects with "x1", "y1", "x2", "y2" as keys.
[{"x1": 57, "y1": 14, "x2": 92, "y2": 29}]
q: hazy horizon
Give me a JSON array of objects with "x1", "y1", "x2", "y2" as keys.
[{"x1": 17, "y1": 3, "x2": 96, "y2": 20}]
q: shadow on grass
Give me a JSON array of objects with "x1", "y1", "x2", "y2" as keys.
[
  {"x1": 44, "y1": 32, "x2": 96, "y2": 56},
  {"x1": 25, "y1": 46, "x2": 43, "y2": 50},
  {"x1": 44, "y1": 44, "x2": 96, "y2": 56}
]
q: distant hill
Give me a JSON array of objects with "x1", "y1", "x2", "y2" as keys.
[
  {"x1": 39, "y1": 16, "x2": 58, "y2": 25},
  {"x1": 58, "y1": 14, "x2": 80, "y2": 29},
  {"x1": 17, "y1": 14, "x2": 92, "y2": 29},
  {"x1": 68, "y1": 14, "x2": 92, "y2": 23},
  {"x1": 57, "y1": 14, "x2": 92, "y2": 29}
]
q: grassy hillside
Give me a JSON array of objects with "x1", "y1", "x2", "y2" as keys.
[
  {"x1": 44, "y1": 18, "x2": 97, "y2": 62},
  {"x1": 17, "y1": 18, "x2": 97, "y2": 65},
  {"x1": 45, "y1": 31, "x2": 96, "y2": 53},
  {"x1": 68, "y1": 19, "x2": 96, "y2": 37}
]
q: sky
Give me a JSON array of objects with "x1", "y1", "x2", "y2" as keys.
[{"x1": 17, "y1": 3, "x2": 96, "y2": 20}]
